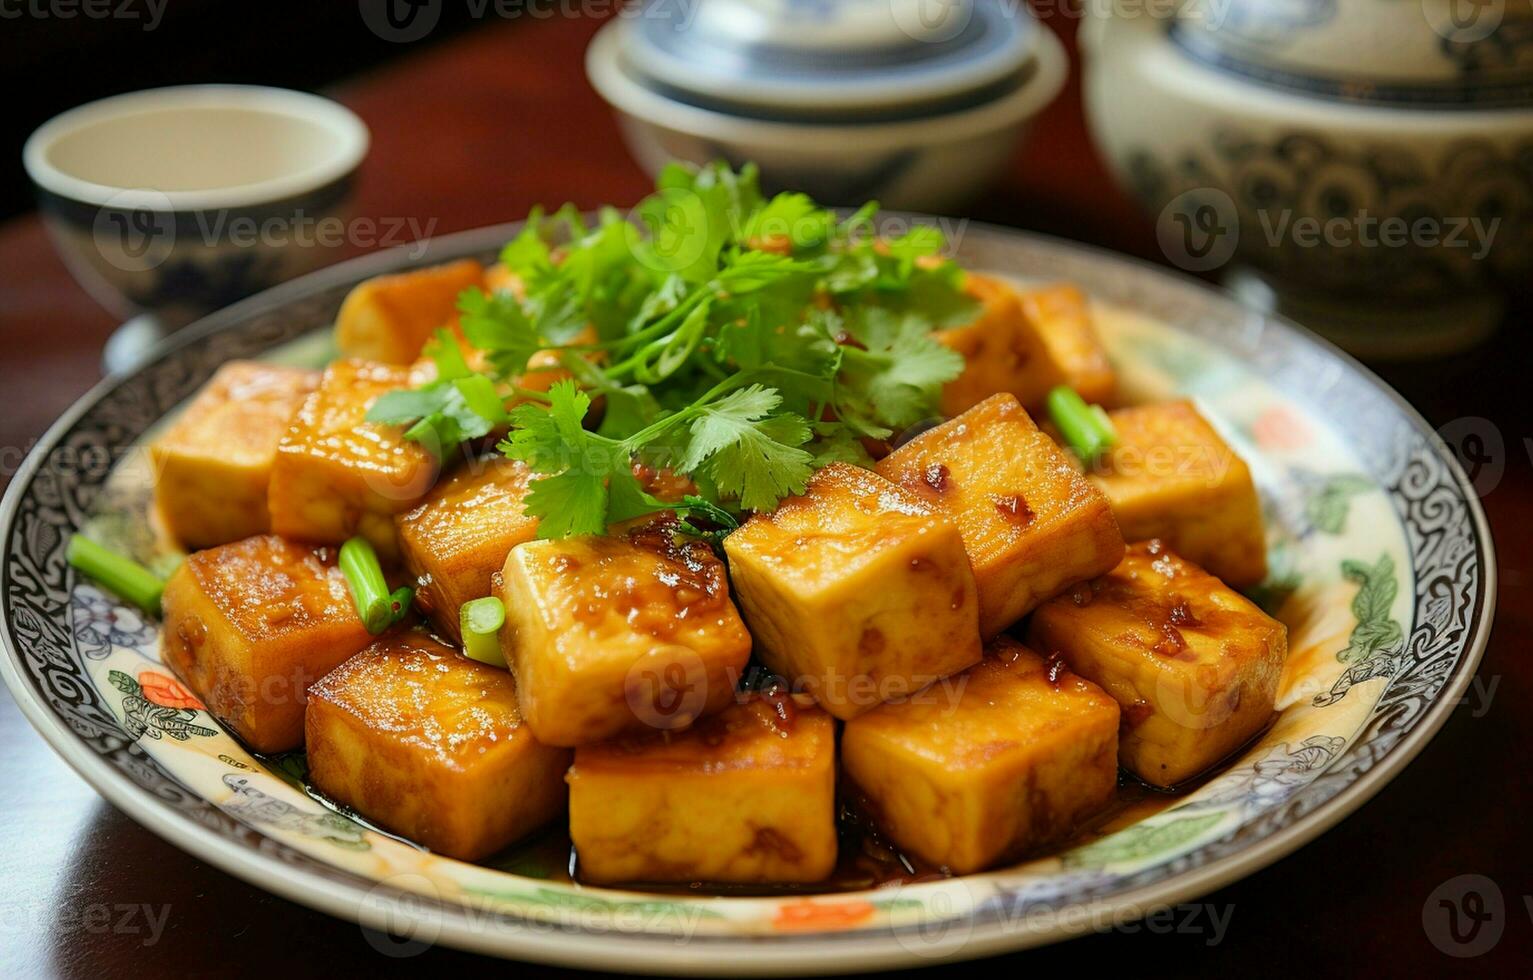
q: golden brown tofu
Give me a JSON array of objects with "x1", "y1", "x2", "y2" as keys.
[
  {"x1": 1088, "y1": 400, "x2": 1267, "y2": 587},
  {"x1": 1015, "y1": 284, "x2": 1116, "y2": 407},
  {"x1": 149, "y1": 362, "x2": 318, "y2": 550},
  {"x1": 724, "y1": 463, "x2": 982, "y2": 720},
  {"x1": 842, "y1": 638, "x2": 1119, "y2": 874},
  {"x1": 268, "y1": 359, "x2": 439, "y2": 563},
  {"x1": 396, "y1": 456, "x2": 538, "y2": 642},
  {"x1": 875, "y1": 394, "x2": 1124, "y2": 636},
  {"x1": 334, "y1": 259, "x2": 485, "y2": 364},
  {"x1": 306, "y1": 632, "x2": 570, "y2": 861},
  {"x1": 497, "y1": 521, "x2": 752, "y2": 746},
  {"x1": 1028, "y1": 540, "x2": 1287, "y2": 787},
  {"x1": 160, "y1": 535, "x2": 374, "y2": 753},
  {"x1": 935, "y1": 276, "x2": 1116, "y2": 416},
  {"x1": 568, "y1": 697, "x2": 837, "y2": 884},
  {"x1": 934, "y1": 273, "x2": 1033, "y2": 417}
]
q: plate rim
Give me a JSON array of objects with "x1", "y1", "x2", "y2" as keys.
[{"x1": 0, "y1": 218, "x2": 1497, "y2": 974}]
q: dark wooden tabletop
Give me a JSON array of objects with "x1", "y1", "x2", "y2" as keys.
[{"x1": 1, "y1": 14, "x2": 1527, "y2": 978}]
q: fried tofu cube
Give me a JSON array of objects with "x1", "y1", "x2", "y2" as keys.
[
  {"x1": 1015, "y1": 284, "x2": 1116, "y2": 407},
  {"x1": 876, "y1": 394, "x2": 1124, "y2": 636},
  {"x1": 1088, "y1": 400, "x2": 1267, "y2": 587},
  {"x1": 497, "y1": 522, "x2": 752, "y2": 746},
  {"x1": 396, "y1": 456, "x2": 538, "y2": 642},
  {"x1": 842, "y1": 638, "x2": 1119, "y2": 874},
  {"x1": 268, "y1": 359, "x2": 439, "y2": 563},
  {"x1": 334, "y1": 259, "x2": 485, "y2": 364},
  {"x1": 1028, "y1": 540, "x2": 1286, "y2": 787},
  {"x1": 935, "y1": 276, "x2": 1116, "y2": 416},
  {"x1": 160, "y1": 535, "x2": 374, "y2": 753},
  {"x1": 306, "y1": 632, "x2": 571, "y2": 861},
  {"x1": 149, "y1": 362, "x2": 318, "y2": 550},
  {"x1": 724, "y1": 463, "x2": 982, "y2": 721},
  {"x1": 568, "y1": 697, "x2": 837, "y2": 883}
]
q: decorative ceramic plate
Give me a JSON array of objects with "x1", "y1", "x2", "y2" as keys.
[{"x1": 0, "y1": 221, "x2": 1494, "y2": 974}]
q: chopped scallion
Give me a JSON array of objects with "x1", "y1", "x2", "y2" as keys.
[
  {"x1": 1047, "y1": 385, "x2": 1117, "y2": 463},
  {"x1": 66, "y1": 535, "x2": 165, "y2": 615},
  {"x1": 339, "y1": 537, "x2": 394, "y2": 634},
  {"x1": 460, "y1": 597, "x2": 506, "y2": 667}
]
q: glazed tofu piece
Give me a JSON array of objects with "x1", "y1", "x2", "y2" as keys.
[
  {"x1": 306, "y1": 632, "x2": 571, "y2": 861},
  {"x1": 396, "y1": 456, "x2": 538, "y2": 642},
  {"x1": 268, "y1": 359, "x2": 438, "y2": 563},
  {"x1": 1028, "y1": 540, "x2": 1287, "y2": 787},
  {"x1": 1015, "y1": 284, "x2": 1116, "y2": 407},
  {"x1": 842, "y1": 638, "x2": 1119, "y2": 874},
  {"x1": 568, "y1": 697, "x2": 837, "y2": 884},
  {"x1": 723, "y1": 463, "x2": 982, "y2": 721},
  {"x1": 334, "y1": 259, "x2": 485, "y2": 364},
  {"x1": 934, "y1": 276, "x2": 1116, "y2": 416},
  {"x1": 149, "y1": 362, "x2": 318, "y2": 549},
  {"x1": 160, "y1": 535, "x2": 374, "y2": 753},
  {"x1": 497, "y1": 521, "x2": 752, "y2": 746},
  {"x1": 1088, "y1": 400, "x2": 1267, "y2": 587},
  {"x1": 875, "y1": 394, "x2": 1124, "y2": 636}
]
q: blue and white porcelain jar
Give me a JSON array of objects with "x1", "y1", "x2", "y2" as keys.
[
  {"x1": 587, "y1": 0, "x2": 1066, "y2": 212},
  {"x1": 1084, "y1": 1, "x2": 1533, "y2": 357}
]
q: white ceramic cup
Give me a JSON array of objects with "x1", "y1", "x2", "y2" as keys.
[{"x1": 24, "y1": 85, "x2": 369, "y2": 369}]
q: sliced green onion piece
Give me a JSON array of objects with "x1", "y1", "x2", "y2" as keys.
[
  {"x1": 1047, "y1": 385, "x2": 1117, "y2": 463},
  {"x1": 460, "y1": 597, "x2": 506, "y2": 667},
  {"x1": 339, "y1": 537, "x2": 393, "y2": 634},
  {"x1": 67, "y1": 535, "x2": 165, "y2": 615}
]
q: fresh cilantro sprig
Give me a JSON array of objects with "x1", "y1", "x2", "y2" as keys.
[{"x1": 368, "y1": 160, "x2": 978, "y2": 538}]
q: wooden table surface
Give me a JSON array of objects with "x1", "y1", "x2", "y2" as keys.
[{"x1": 1, "y1": 14, "x2": 1527, "y2": 978}]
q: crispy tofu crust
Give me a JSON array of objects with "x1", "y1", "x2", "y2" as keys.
[
  {"x1": 876, "y1": 394, "x2": 1125, "y2": 636},
  {"x1": 160, "y1": 535, "x2": 374, "y2": 752},
  {"x1": 334, "y1": 259, "x2": 486, "y2": 364},
  {"x1": 149, "y1": 362, "x2": 318, "y2": 550},
  {"x1": 268, "y1": 358, "x2": 440, "y2": 562},
  {"x1": 306, "y1": 632, "x2": 571, "y2": 860},
  {"x1": 1028, "y1": 540, "x2": 1287, "y2": 787},
  {"x1": 1089, "y1": 400, "x2": 1267, "y2": 587},
  {"x1": 842, "y1": 638, "x2": 1119, "y2": 874},
  {"x1": 569, "y1": 697, "x2": 837, "y2": 884},
  {"x1": 724, "y1": 463, "x2": 983, "y2": 720},
  {"x1": 396, "y1": 456, "x2": 539, "y2": 641},
  {"x1": 498, "y1": 520, "x2": 752, "y2": 746}
]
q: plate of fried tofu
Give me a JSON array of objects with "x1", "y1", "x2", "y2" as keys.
[{"x1": 0, "y1": 167, "x2": 1494, "y2": 974}]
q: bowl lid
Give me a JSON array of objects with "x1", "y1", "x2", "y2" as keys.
[{"x1": 616, "y1": 0, "x2": 1039, "y2": 116}]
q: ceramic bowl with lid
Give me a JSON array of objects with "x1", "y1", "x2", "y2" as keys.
[{"x1": 586, "y1": 0, "x2": 1066, "y2": 212}]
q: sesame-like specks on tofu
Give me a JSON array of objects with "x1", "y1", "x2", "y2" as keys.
[
  {"x1": 1029, "y1": 541, "x2": 1286, "y2": 788},
  {"x1": 724, "y1": 463, "x2": 982, "y2": 720}
]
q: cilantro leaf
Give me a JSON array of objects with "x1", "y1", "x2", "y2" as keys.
[
  {"x1": 457, "y1": 288, "x2": 540, "y2": 378},
  {"x1": 838, "y1": 307, "x2": 965, "y2": 430},
  {"x1": 680, "y1": 385, "x2": 814, "y2": 511}
]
